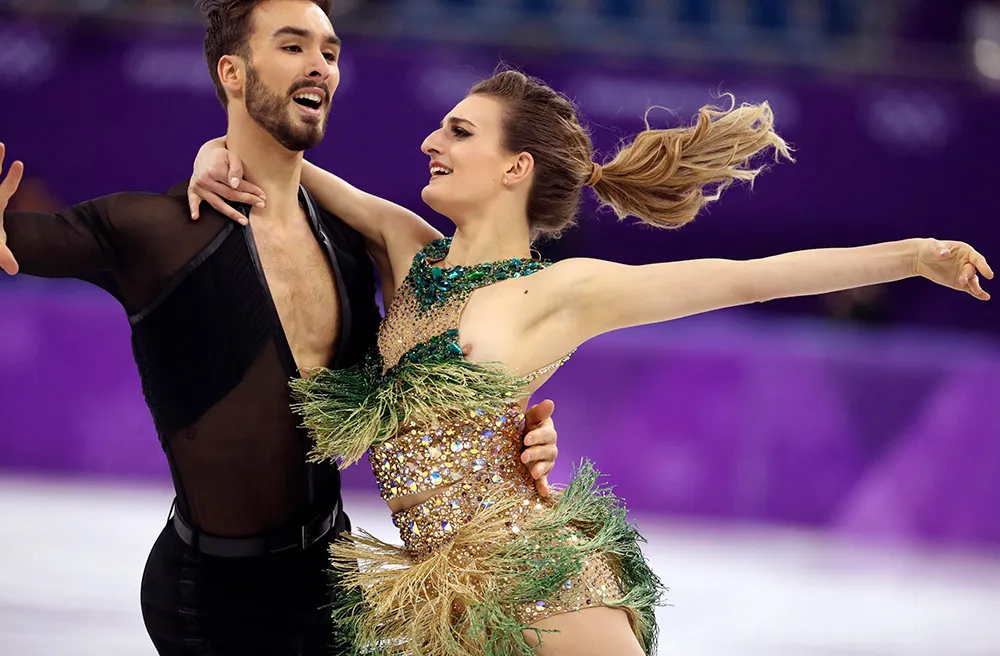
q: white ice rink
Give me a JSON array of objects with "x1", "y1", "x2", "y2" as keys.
[{"x1": 1, "y1": 475, "x2": 999, "y2": 656}]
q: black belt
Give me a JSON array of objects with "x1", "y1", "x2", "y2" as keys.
[{"x1": 170, "y1": 501, "x2": 339, "y2": 558}]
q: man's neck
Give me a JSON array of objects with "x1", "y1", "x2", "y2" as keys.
[{"x1": 226, "y1": 113, "x2": 304, "y2": 222}]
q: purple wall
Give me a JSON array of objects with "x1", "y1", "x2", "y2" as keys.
[
  {"x1": 0, "y1": 17, "x2": 997, "y2": 331},
  {"x1": 3, "y1": 285, "x2": 999, "y2": 551},
  {"x1": 1, "y1": 19, "x2": 999, "y2": 552}
]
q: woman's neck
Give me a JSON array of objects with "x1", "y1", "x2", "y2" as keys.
[{"x1": 445, "y1": 210, "x2": 533, "y2": 267}]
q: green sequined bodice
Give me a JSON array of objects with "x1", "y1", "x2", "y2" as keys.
[
  {"x1": 377, "y1": 238, "x2": 551, "y2": 372},
  {"x1": 290, "y1": 238, "x2": 557, "y2": 470},
  {"x1": 411, "y1": 238, "x2": 549, "y2": 311}
]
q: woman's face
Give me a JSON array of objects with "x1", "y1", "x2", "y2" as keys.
[{"x1": 419, "y1": 94, "x2": 513, "y2": 219}]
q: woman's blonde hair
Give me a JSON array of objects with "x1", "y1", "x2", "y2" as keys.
[{"x1": 470, "y1": 69, "x2": 793, "y2": 237}]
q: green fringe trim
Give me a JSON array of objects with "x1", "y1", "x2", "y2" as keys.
[
  {"x1": 328, "y1": 460, "x2": 666, "y2": 656},
  {"x1": 492, "y1": 460, "x2": 665, "y2": 654},
  {"x1": 289, "y1": 354, "x2": 527, "y2": 469}
]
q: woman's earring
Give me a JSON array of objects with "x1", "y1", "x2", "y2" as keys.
[{"x1": 503, "y1": 177, "x2": 509, "y2": 185}]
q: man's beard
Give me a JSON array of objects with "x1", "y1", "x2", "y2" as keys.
[{"x1": 244, "y1": 63, "x2": 328, "y2": 152}]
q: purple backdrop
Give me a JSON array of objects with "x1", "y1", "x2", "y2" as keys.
[
  {"x1": 2, "y1": 284, "x2": 999, "y2": 551},
  {"x1": 0, "y1": 17, "x2": 998, "y2": 332},
  {"x1": 1, "y1": 19, "x2": 999, "y2": 552}
]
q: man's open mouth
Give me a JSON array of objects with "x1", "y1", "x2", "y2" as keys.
[{"x1": 292, "y1": 92, "x2": 323, "y2": 110}]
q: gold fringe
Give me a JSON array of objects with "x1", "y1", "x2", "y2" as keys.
[{"x1": 327, "y1": 462, "x2": 666, "y2": 656}]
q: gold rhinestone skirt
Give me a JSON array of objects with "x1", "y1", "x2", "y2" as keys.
[{"x1": 387, "y1": 470, "x2": 624, "y2": 625}]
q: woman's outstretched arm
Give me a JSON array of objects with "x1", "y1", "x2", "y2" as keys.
[{"x1": 537, "y1": 238, "x2": 991, "y2": 351}]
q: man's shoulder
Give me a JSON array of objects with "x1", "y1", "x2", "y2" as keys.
[
  {"x1": 306, "y1": 192, "x2": 365, "y2": 245},
  {"x1": 165, "y1": 179, "x2": 191, "y2": 199},
  {"x1": 94, "y1": 181, "x2": 226, "y2": 236},
  {"x1": 95, "y1": 181, "x2": 189, "y2": 214}
]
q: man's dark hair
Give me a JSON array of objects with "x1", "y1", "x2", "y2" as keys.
[{"x1": 197, "y1": 0, "x2": 333, "y2": 107}]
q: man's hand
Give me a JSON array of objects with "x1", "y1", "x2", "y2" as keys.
[
  {"x1": 522, "y1": 399, "x2": 559, "y2": 497},
  {"x1": 0, "y1": 143, "x2": 24, "y2": 275}
]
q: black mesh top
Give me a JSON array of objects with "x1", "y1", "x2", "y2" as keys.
[{"x1": 5, "y1": 181, "x2": 382, "y2": 537}]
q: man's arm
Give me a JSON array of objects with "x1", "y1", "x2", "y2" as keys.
[
  {"x1": 522, "y1": 400, "x2": 559, "y2": 497},
  {"x1": 1, "y1": 144, "x2": 124, "y2": 280}
]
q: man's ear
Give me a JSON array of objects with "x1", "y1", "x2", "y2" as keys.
[{"x1": 218, "y1": 54, "x2": 245, "y2": 101}]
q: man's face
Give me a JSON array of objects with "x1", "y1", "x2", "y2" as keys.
[{"x1": 240, "y1": 0, "x2": 341, "y2": 151}]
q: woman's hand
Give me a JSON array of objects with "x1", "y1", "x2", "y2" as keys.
[
  {"x1": 914, "y1": 239, "x2": 993, "y2": 301},
  {"x1": 187, "y1": 137, "x2": 267, "y2": 225}
]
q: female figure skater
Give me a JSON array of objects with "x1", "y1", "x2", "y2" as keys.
[{"x1": 190, "y1": 69, "x2": 991, "y2": 656}]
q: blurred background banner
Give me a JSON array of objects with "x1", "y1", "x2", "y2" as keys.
[
  {"x1": 0, "y1": 0, "x2": 1000, "y2": 656},
  {"x1": 3, "y1": 2, "x2": 1000, "y2": 333},
  {"x1": 2, "y1": 1, "x2": 1000, "y2": 543},
  {"x1": 4, "y1": 288, "x2": 1000, "y2": 549},
  {"x1": 1, "y1": 2, "x2": 1000, "y2": 652}
]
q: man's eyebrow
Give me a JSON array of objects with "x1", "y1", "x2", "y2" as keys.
[{"x1": 272, "y1": 26, "x2": 342, "y2": 47}]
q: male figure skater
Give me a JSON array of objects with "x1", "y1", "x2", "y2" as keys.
[{"x1": 0, "y1": 1, "x2": 560, "y2": 653}]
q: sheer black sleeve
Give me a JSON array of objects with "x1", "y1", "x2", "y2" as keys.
[
  {"x1": 4, "y1": 195, "x2": 128, "y2": 293},
  {"x1": 5, "y1": 184, "x2": 378, "y2": 537},
  {"x1": 4, "y1": 189, "x2": 230, "y2": 312}
]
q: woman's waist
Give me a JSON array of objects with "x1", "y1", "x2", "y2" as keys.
[
  {"x1": 369, "y1": 405, "x2": 527, "y2": 502},
  {"x1": 389, "y1": 469, "x2": 545, "y2": 556},
  {"x1": 385, "y1": 455, "x2": 535, "y2": 514}
]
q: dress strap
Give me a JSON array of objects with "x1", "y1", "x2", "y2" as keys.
[{"x1": 519, "y1": 350, "x2": 576, "y2": 384}]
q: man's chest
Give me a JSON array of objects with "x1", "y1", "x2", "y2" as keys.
[{"x1": 253, "y1": 223, "x2": 340, "y2": 370}]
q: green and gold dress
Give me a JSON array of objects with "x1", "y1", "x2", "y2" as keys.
[{"x1": 291, "y1": 239, "x2": 665, "y2": 656}]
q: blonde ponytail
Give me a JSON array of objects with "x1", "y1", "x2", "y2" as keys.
[{"x1": 589, "y1": 95, "x2": 793, "y2": 229}]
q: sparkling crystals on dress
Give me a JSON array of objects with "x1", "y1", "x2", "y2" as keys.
[
  {"x1": 411, "y1": 238, "x2": 547, "y2": 312},
  {"x1": 370, "y1": 405, "x2": 526, "y2": 505},
  {"x1": 313, "y1": 239, "x2": 662, "y2": 650}
]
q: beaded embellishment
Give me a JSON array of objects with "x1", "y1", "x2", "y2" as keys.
[
  {"x1": 292, "y1": 238, "x2": 665, "y2": 654},
  {"x1": 411, "y1": 238, "x2": 549, "y2": 311}
]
